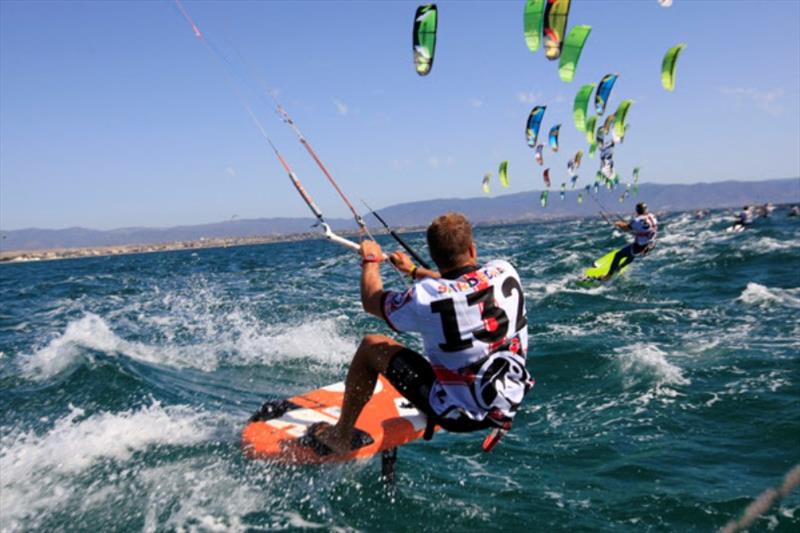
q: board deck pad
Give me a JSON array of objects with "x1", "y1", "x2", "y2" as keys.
[
  {"x1": 241, "y1": 375, "x2": 430, "y2": 464},
  {"x1": 576, "y1": 247, "x2": 630, "y2": 287}
]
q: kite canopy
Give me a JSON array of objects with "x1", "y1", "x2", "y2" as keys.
[
  {"x1": 573, "y1": 83, "x2": 595, "y2": 132},
  {"x1": 602, "y1": 113, "x2": 616, "y2": 136},
  {"x1": 535, "y1": 144, "x2": 545, "y2": 166},
  {"x1": 573, "y1": 150, "x2": 583, "y2": 169},
  {"x1": 523, "y1": 0, "x2": 545, "y2": 52},
  {"x1": 595, "y1": 73, "x2": 618, "y2": 115},
  {"x1": 661, "y1": 43, "x2": 686, "y2": 91},
  {"x1": 526, "y1": 106, "x2": 547, "y2": 147},
  {"x1": 548, "y1": 124, "x2": 561, "y2": 152},
  {"x1": 558, "y1": 25, "x2": 591, "y2": 83},
  {"x1": 499, "y1": 160, "x2": 509, "y2": 187},
  {"x1": 588, "y1": 141, "x2": 597, "y2": 158},
  {"x1": 585, "y1": 115, "x2": 597, "y2": 144},
  {"x1": 543, "y1": 0, "x2": 571, "y2": 61},
  {"x1": 482, "y1": 172, "x2": 491, "y2": 194},
  {"x1": 413, "y1": 4, "x2": 438, "y2": 76},
  {"x1": 543, "y1": 168, "x2": 551, "y2": 188},
  {"x1": 540, "y1": 189, "x2": 549, "y2": 207},
  {"x1": 613, "y1": 100, "x2": 634, "y2": 142}
]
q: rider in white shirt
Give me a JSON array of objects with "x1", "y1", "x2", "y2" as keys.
[
  {"x1": 308, "y1": 213, "x2": 533, "y2": 455},
  {"x1": 604, "y1": 202, "x2": 658, "y2": 281}
]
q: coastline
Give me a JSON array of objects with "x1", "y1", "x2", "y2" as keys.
[{"x1": 0, "y1": 233, "x2": 324, "y2": 264}]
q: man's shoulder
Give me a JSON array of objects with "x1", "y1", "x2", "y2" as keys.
[
  {"x1": 482, "y1": 259, "x2": 521, "y2": 281},
  {"x1": 483, "y1": 258, "x2": 514, "y2": 271}
]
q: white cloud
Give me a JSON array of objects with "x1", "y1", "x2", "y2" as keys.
[
  {"x1": 469, "y1": 98, "x2": 483, "y2": 108},
  {"x1": 333, "y1": 98, "x2": 349, "y2": 116},
  {"x1": 719, "y1": 87, "x2": 784, "y2": 116},
  {"x1": 517, "y1": 91, "x2": 543, "y2": 104},
  {"x1": 427, "y1": 155, "x2": 455, "y2": 169},
  {"x1": 225, "y1": 167, "x2": 236, "y2": 177}
]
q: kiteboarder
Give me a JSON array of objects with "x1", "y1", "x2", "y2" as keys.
[
  {"x1": 603, "y1": 202, "x2": 658, "y2": 281},
  {"x1": 731, "y1": 205, "x2": 754, "y2": 230},
  {"x1": 304, "y1": 213, "x2": 532, "y2": 455}
]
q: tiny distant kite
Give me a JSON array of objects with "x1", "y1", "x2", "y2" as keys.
[
  {"x1": 523, "y1": 0, "x2": 546, "y2": 52},
  {"x1": 499, "y1": 160, "x2": 510, "y2": 187},
  {"x1": 661, "y1": 43, "x2": 687, "y2": 91},
  {"x1": 526, "y1": 106, "x2": 547, "y2": 147},
  {"x1": 482, "y1": 172, "x2": 491, "y2": 194},
  {"x1": 548, "y1": 124, "x2": 561, "y2": 152},
  {"x1": 595, "y1": 73, "x2": 618, "y2": 115},
  {"x1": 413, "y1": 4, "x2": 438, "y2": 76},
  {"x1": 573, "y1": 83, "x2": 594, "y2": 132},
  {"x1": 543, "y1": 0, "x2": 572, "y2": 60},
  {"x1": 558, "y1": 25, "x2": 591, "y2": 83},
  {"x1": 613, "y1": 100, "x2": 634, "y2": 143}
]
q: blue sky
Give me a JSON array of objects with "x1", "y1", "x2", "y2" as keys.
[{"x1": 1, "y1": 0, "x2": 798, "y2": 230}]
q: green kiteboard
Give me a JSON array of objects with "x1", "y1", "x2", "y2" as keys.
[{"x1": 576, "y1": 248, "x2": 631, "y2": 288}]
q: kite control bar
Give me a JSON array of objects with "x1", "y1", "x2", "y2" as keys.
[
  {"x1": 322, "y1": 224, "x2": 391, "y2": 262},
  {"x1": 321, "y1": 223, "x2": 360, "y2": 252}
]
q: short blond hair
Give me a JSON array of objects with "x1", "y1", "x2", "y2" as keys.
[{"x1": 426, "y1": 212, "x2": 473, "y2": 270}]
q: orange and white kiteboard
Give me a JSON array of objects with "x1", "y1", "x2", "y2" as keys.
[{"x1": 241, "y1": 375, "x2": 431, "y2": 464}]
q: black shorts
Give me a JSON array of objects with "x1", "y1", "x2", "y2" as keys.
[{"x1": 385, "y1": 348, "x2": 491, "y2": 433}]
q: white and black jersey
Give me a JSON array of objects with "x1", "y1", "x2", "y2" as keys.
[{"x1": 382, "y1": 260, "x2": 532, "y2": 423}]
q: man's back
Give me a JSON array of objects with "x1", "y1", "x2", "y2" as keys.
[
  {"x1": 384, "y1": 259, "x2": 530, "y2": 422},
  {"x1": 630, "y1": 213, "x2": 658, "y2": 246}
]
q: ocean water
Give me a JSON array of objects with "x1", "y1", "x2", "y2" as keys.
[{"x1": 1, "y1": 208, "x2": 798, "y2": 532}]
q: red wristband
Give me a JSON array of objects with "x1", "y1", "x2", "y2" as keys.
[{"x1": 361, "y1": 253, "x2": 382, "y2": 265}]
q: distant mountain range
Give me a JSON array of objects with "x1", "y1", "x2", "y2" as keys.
[{"x1": 2, "y1": 178, "x2": 797, "y2": 252}]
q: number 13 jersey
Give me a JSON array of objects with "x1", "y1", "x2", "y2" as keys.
[{"x1": 382, "y1": 260, "x2": 533, "y2": 423}]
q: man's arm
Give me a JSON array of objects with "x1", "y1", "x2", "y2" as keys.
[
  {"x1": 615, "y1": 220, "x2": 632, "y2": 231},
  {"x1": 389, "y1": 251, "x2": 441, "y2": 280},
  {"x1": 360, "y1": 240, "x2": 385, "y2": 318}
]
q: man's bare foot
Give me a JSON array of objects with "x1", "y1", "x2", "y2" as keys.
[{"x1": 309, "y1": 422, "x2": 352, "y2": 455}]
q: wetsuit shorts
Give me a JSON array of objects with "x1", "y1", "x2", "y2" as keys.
[{"x1": 385, "y1": 348, "x2": 492, "y2": 433}]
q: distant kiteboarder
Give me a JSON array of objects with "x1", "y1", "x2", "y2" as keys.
[
  {"x1": 603, "y1": 202, "x2": 658, "y2": 281},
  {"x1": 729, "y1": 205, "x2": 754, "y2": 232}
]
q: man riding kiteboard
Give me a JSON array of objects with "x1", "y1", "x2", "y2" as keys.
[
  {"x1": 304, "y1": 212, "x2": 533, "y2": 455},
  {"x1": 603, "y1": 202, "x2": 658, "y2": 281}
]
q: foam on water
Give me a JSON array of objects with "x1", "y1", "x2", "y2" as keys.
[
  {"x1": 614, "y1": 343, "x2": 690, "y2": 390},
  {"x1": 741, "y1": 236, "x2": 800, "y2": 252},
  {"x1": 737, "y1": 282, "x2": 800, "y2": 309},
  {"x1": 0, "y1": 402, "x2": 216, "y2": 531},
  {"x1": 20, "y1": 312, "x2": 357, "y2": 381},
  {"x1": 140, "y1": 460, "x2": 263, "y2": 532}
]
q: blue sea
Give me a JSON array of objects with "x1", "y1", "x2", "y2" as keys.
[{"x1": 1, "y1": 208, "x2": 798, "y2": 531}]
